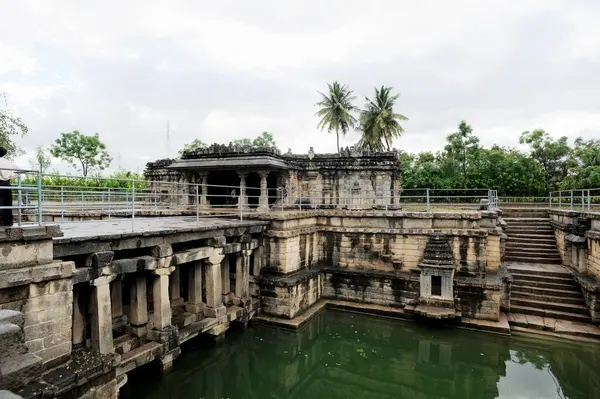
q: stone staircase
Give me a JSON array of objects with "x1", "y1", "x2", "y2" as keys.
[
  {"x1": 506, "y1": 263, "x2": 600, "y2": 339},
  {"x1": 0, "y1": 310, "x2": 42, "y2": 391},
  {"x1": 503, "y1": 209, "x2": 562, "y2": 264},
  {"x1": 508, "y1": 263, "x2": 590, "y2": 323}
]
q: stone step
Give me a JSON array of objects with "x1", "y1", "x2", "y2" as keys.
[
  {"x1": 506, "y1": 235, "x2": 556, "y2": 246},
  {"x1": 0, "y1": 310, "x2": 24, "y2": 329},
  {"x1": 113, "y1": 334, "x2": 140, "y2": 355},
  {"x1": 505, "y1": 255, "x2": 562, "y2": 264},
  {"x1": 510, "y1": 304, "x2": 591, "y2": 323},
  {"x1": 511, "y1": 298, "x2": 589, "y2": 315},
  {"x1": 503, "y1": 217, "x2": 551, "y2": 222},
  {"x1": 511, "y1": 279, "x2": 577, "y2": 291},
  {"x1": 508, "y1": 233, "x2": 557, "y2": 240},
  {"x1": 511, "y1": 290, "x2": 586, "y2": 306},
  {"x1": 502, "y1": 213, "x2": 549, "y2": 219},
  {"x1": 511, "y1": 272, "x2": 573, "y2": 284},
  {"x1": 508, "y1": 313, "x2": 600, "y2": 340},
  {"x1": 0, "y1": 322, "x2": 24, "y2": 356},
  {"x1": 505, "y1": 266, "x2": 571, "y2": 278},
  {"x1": 505, "y1": 228, "x2": 554, "y2": 234},
  {"x1": 505, "y1": 246, "x2": 561, "y2": 255},
  {"x1": 510, "y1": 284, "x2": 580, "y2": 297},
  {"x1": 505, "y1": 241, "x2": 558, "y2": 249}
]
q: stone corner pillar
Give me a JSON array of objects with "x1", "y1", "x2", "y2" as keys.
[
  {"x1": 258, "y1": 170, "x2": 269, "y2": 211},
  {"x1": 185, "y1": 261, "x2": 204, "y2": 314},
  {"x1": 128, "y1": 274, "x2": 149, "y2": 338},
  {"x1": 237, "y1": 171, "x2": 248, "y2": 209},
  {"x1": 151, "y1": 267, "x2": 174, "y2": 330},
  {"x1": 198, "y1": 173, "x2": 209, "y2": 209},
  {"x1": 90, "y1": 275, "x2": 117, "y2": 354},
  {"x1": 234, "y1": 249, "x2": 253, "y2": 302},
  {"x1": 204, "y1": 252, "x2": 226, "y2": 319}
]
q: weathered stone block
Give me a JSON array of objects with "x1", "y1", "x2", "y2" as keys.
[{"x1": 0, "y1": 240, "x2": 53, "y2": 270}]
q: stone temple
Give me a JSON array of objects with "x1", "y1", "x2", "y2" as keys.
[
  {"x1": 1, "y1": 145, "x2": 600, "y2": 398},
  {"x1": 145, "y1": 144, "x2": 402, "y2": 210}
]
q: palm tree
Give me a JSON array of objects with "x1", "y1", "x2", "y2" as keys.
[
  {"x1": 358, "y1": 86, "x2": 408, "y2": 152},
  {"x1": 315, "y1": 81, "x2": 358, "y2": 153}
]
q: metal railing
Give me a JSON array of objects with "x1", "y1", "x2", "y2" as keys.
[
  {"x1": 0, "y1": 169, "x2": 503, "y2": 231},
  {"x1": 549, "y1": 189, "x2": 600, "y2": 211}
]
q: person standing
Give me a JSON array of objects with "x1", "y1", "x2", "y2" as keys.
[{"x1": 0, "y1": 147, "x2": 18, "y2": 226}]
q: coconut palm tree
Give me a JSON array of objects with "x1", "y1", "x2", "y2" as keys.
[
  {"x1": 315, "y1": 81, "x2": 358, "y2": 153},
  {"x1": 358, "y1": 86, "x2": 408, "y2": 152}
]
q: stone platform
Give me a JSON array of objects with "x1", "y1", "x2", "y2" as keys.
[{"x1": 56, "y1": 217, "x2": 267, "y2": 241}]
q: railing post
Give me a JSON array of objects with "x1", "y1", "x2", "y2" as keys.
[
  {"x1": 426, "y1": 188, "x2": 430, "y2": 213},
  {"x1": 581, "y1": 190, "x2": 585, "y2": 211},
  {"x1": 60, "y1": 186, "x2": 64, "y2": 222},
  {"x1": 36, "y1": 171, "x2": 42, "y2": 226},
  {"x1": 131, "y1": 179, "x2": 135, "y2": 232},
  {"x1": 16, "y1": 174, "x2": 22, "y2": 226},
  {"x1": 588, "y1": 189, "x2": 591, "y2": 211},
  {"x1": 570, "y1": 190, "x2": 574, "y2": 211},
  {"x1": 549, "y1": 192, "x2": 552, "y2": 209},
  {"x1": 559, "y1": 191, "x2": 562, "y2": 209},
  {"x1": 107, "y1": 187, "x2": 111, "y2": 220},
  {"x1": 195, "y1": 184, "x2": 200, "y2": 225}
]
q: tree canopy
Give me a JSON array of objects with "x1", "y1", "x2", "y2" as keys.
[
  {"x1": 50, "y1": 131, "x2": 112, "y2": 177},
  {"x1": 0, "y1": 93, "x2": 28, "y2": 158},
  {"x1": 358, "y1": 86, "x2": 408, "y2": 152},
  {"x1": 29, "y1": 145, "x2": 51, "y2": 173},
  {"x1": 179, "y1": 131, "x2": 278, "y2": 156},
  {"x1": 398, "y1": 121, "x2": 591, "y2": 196},
  {"x1": 315, "y1": 81, "x2": 358, "y2": 153}
]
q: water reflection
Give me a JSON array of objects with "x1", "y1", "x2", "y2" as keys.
[{"x1": 121, "y1": 311, "x2": 600, "y2": 399}]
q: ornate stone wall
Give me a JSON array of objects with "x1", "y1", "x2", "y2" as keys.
[
  {"x1": 549, "y1": 209, "x2": 600, "y2": 323},
  {"x1": 255, "y1": 210, "x2": 503, "y2": 321},
  {"x1": 144, "y1": 145, "x2": 402, "y2": 210}
]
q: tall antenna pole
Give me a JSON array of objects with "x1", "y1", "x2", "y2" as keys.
[{"x1": 166, "y1": 119, "x2": 171, "y2": 158}]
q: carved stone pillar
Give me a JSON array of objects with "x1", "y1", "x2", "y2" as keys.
[
  {"x1": 199, "y1": 173, "x2": 208, "y2": 208},
  {"x1": 259, "y1": 171, "x2": 269, "y2": 211},
  {"x1": 235, "y1": 249, "x2": 252, "y2": 301},
  {"x1": 170, "y1": 267, "x2": 183, "y2": 307},
  {"x1": 152, "y1": 268, "x2": 173, "y2": 330},
  {"x1": 238, "y1": 171, "x2": 248, "y2": 209},
  {"x1": 186, "y1": 261, "x2": 204, "y2": 314},
  {"x1": 252, "y1": 246, "x2": 263, "y2": 277},
  {"x1": 90, "y1": 275, "x2": 116, "y2": 354},
  {"x1": 221, "y1": 255, "x2": 231, "y2": 302},
  {"x1": 129, "y1": 274, "x2": 148, "y2": 337},
  {"x1": 205, "y1": 252, "x2": 226, "y2": 318}
]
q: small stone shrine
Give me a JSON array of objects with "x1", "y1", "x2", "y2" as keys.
[{"x1": 415, "y1": 233, "x2": 459, "y2": 320}]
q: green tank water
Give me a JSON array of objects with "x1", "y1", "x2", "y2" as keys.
[{"x1": 121, "y1": 311, "x2": 600, "y2": 399}]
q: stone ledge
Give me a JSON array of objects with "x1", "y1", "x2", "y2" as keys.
[
  {"x1": 259, "y1": 268, "x2": 321, "y2": 288},
  {"x1": 0, "y1": 225, "x2": 63, "y2": 243}
]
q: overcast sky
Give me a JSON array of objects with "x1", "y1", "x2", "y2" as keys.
[{"x1": 1, "y1": 0, "x2": 599, "y2": 173}]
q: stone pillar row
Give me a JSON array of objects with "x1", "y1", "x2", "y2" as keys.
[{"x1": 81, "y1": 246, "x2": 254, "y2": 356}]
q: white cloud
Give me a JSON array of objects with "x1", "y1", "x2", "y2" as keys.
[{"x1": 0, "y1": 0, "x2": 598, "y2": 173}]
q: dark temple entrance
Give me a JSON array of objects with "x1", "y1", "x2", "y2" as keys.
[
  {"x1": 246, "y1": 172, "x2": 261, "y2": 208},
  {"x1": 207, "y1": 171, "x2": 240, "y2": 208}
]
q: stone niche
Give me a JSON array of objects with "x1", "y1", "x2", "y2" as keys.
[{"x1": 415, "y1": 233, "x2": 458, "y2": 320}]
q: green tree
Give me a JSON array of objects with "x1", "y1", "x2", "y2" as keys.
[
  {"x1": 443, "y1": 121, "x2": 480, "y2": 186},
  {"x1": 248, "y1": 131, "x2": 276, "y2": 147},
  {"x1": 0, "y1": 92, "x2": 29, "y2": 158},
  {"x1": 179, "y1": 139, "x2": 207, "y2": 155},
  {"x1": 519, "y1": 129, "x2": 570, "y2": 192},
  {"x1": 358, "y1": 86, "x2": 408, "y2": 152},
  {"x1": 29, "y1": 145, "x2": 51, "y2": 173},
  {"x1": 315, "y1": 81, "x2": 358, "y2": 153},
  {"x1": 50, "y1": 131, "x2": 112, "y2": 177},
  {"x1": 562, "y1": 137, "x2": 600, "y2": 189}
]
